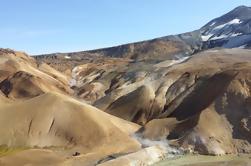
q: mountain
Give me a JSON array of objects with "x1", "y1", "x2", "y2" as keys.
[
  {"x1": 32, "y1": 6, "x2": 251, "y2": 157},
  {"x1": 1, "y1": 5, "x2": 251, "y2": 166},
  {"x1": 201, "y1": 5, "x2": 251, "y2": 49},
  {"x1": 35, "y1": 5, "x2": 251, "y2": 66},
  {"x1": 36, "y1": 31, "x2": 202, "y2": 65}
]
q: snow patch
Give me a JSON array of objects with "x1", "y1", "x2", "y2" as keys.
[
  {"x1": 64, "y1": 55, "x2": 71, "y2": 59},
  {"x1": 214, "y1": 19, "x2": 242, "y2": 30},
  {"x1": 210, "y1": 22, "x2": 216, "y2": 26},
  {"x1": 201, "y1": 34, "x2": 213, "y2": 41},
  {"x1": 210, "y1": 34, "x2": 228, "y2": 40},
  {"x1": 202, "y1": 32, "x2": 243, "y2": 41},
  {"x1": 231, "y1": 32, "x2": 243, "y2": 37},
  {"x1": 228, "y1": 18, "x2": 242, "y2": 24}
]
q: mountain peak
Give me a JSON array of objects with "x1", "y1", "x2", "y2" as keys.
[
  {"x1": 233, "y1": 5, "x2": 250, "y2": 10},
  {"x1": 202, "y1": 5, "x2": 251, "y2": 30},
  {"x1": 224, "y1": 5, "x2": 251, "y2": 20}
]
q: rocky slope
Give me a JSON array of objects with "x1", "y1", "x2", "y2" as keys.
[
  {"x1": 36, "y1": 47, "x2": 251, "y2": 156},
  {"x1": 33, "y1": 6, "x2": 251, "y2": 157},
  {"x1": 63, "y1": 48, "x2": 251, "y2": 155}
]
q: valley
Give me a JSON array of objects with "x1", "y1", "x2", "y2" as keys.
[{"x1": 0, "y1": 5, "x2": 251, "y2": 166}]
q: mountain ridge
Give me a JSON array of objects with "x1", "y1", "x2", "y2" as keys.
[{"x1": 35, "y1": 5, "x2": 251, "y2": 63}]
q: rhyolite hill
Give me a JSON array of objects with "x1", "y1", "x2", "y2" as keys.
[{"x1": 0, "y1": 5, "x2": 251, "y2": 166}]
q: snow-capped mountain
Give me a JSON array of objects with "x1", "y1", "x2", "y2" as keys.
[
  {"x1": 37, "y1": 5, "x2": 251, "y2": 61},
  {"x1": 201, "y1": 6, "x2": 251, "y2": 49}
]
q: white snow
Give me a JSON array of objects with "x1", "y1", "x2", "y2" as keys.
[
  {"x1": 230, "y1": 32, "x2": 243, "y2": 37},
  {"x1": 201, "y1": 34, "x2": 214, "y2": 41},
  {"x1": 202, "y1": 31, "x2": 243, "y2": 42},
  {"x1": 210, "y1": 34, "x2": 228, "y2": 40},
  {"x1": 212, "y1": 35, "x2": 227, "y2": 40},
  {"x1": 229, "y1": 18, "x2": 242, "y2": 24},
  {"x1": 202, "y1": 19, "x2": 243, "y2": 42},
  {"x1": 213, "y1": 19, "x2": 242, "y2": 30},
  {"x1": 64, "y1": 55, "x2": 71, "y2": 59},
  {"x1": 209, "y1": 32, "x2": 243, "y2": 41},
  {"x1": 210, "y1": 22, "x2": 216, "y2": 26}
]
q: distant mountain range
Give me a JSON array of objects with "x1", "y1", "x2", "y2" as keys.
[{"x1": 36, "y1": 5, "x2": 251, "y2": 62}]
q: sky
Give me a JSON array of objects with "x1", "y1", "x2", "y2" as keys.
[{"x1": 1, "y1": 0, "x2": 251, "y2": 55}]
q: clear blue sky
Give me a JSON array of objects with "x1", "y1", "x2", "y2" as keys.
[{"x1": 1, "y1": 0, "x2": 251, "y2": 55}]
